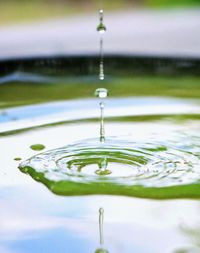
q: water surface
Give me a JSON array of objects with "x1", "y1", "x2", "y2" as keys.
[{"x1": 0, "y1": 62, "x2": 200, "y2": 252}]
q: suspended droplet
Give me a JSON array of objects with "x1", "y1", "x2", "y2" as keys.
[
  {"x1": 99, "y1": 9, "x2": 104, "y2": 15},
  {"x1": 97, "y1": 23, "x2": 106, "y2": 34},
  {"x1": 30, "y1": 144, "x2": 45, "y2": 151},
  {"x1": 97, "y1": 9, "x2": 106, "y2": 34},
  {"x1": 95, "y1": 88, "x2": 108, "y2": 98},
  {"x1": 14, "y1": 157, "x2": 22, "y2": 161}
]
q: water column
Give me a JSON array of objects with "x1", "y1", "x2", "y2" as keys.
[
  {"x1": 95, "y1": 88, "x2": 108, "y2": 143},
  {"x1": 96, "y1": 8, "x2": 107, "y2": 143},
  {"x1": 95, "y1": 9, "x2": 110, "y2": 175}
]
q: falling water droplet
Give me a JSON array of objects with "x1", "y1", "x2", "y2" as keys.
[
  {"x1": 95, "y1": 88, "x2": 108, "y2": 98},
  {"x1": 100, "y1": 102, "x2": 105, "y2": 143},
  {"x1": 14, "y1": 157, "x2": 22, "y2": 161},
  {"x1": 30, "y1": 144, "x2": 45, "y2": 151},
  {"x1": 97, "y1": 23, "x2": 107, "y2": 34},
  {"x1": 97, "y1": 9, "x2": 106, "y2": 81},
  {"x1": 97, "y1": 10, "x2": 107, "y2": 34}
]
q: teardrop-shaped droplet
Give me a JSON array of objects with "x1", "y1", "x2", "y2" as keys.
[
  {"x1": 97, "y1": 9, "x2": 106, "y2": 34},
  {"x1": 97, "y1": 23, "x2": 107, "y2": 34}
]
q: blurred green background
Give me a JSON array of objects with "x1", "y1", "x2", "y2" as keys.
[{"x1": 0, "y1": 0, "x2": 200, "y2": 25}]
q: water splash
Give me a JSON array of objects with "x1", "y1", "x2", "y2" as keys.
[
  {"x1": 95, "y1": 157, "x2": 111, "y2": 176},
  {"x1": 97, "y1": 9, "x2": 106, "y2": 81},
  {"x1": 16, "y1": 9, "x2": 200, "y2": 200},
  {"x1": 17, "y1": 78, "x2": 200, "y2": 199},
  {"x1": 19, "y1": 131, "x2": 200, "y2": 199}
]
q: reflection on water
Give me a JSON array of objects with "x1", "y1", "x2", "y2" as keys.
[
  {"x1": 176, "y1": 221, "x2": 200, "y2": 253},
  {"x1": 1, "y1": 120, "x2": 200, "y2": 252},
  {"x1": 95, "y1": 208, "x2": 109, "y2": 253},
  {"x1": 1, "y1": 185, "x2": 200, "y2": 253}
]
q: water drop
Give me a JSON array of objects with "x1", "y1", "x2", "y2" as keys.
[
  {"x1": 95, "y1": 88, "x2": 108, "y2": 98},
  {"x1": 97, "y1": 23, "x2": 106, "y2": 34},
  {"x1": 97, "y1": 9, "x2": 106, "y2": 80},
  {"x1": 14, "y1": 157, "x2": 22, "y2": 161},
  {"x1": 97, "y1": 9, "x2": 106, "y2": 34},
  {"x1": 30, "y1": 144, "x2": 45, "y2": 151}
]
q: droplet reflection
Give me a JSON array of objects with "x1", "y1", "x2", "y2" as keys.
[{"x1": 95, "y1": 208, "x2": 109, "y2": 253}]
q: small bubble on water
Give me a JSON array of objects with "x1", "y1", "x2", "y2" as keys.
[{"x1": 95, "y1": 88, "x2": 108, "y2": 99}]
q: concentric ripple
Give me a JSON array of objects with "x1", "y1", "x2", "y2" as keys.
[{"x1": 19, "y1": 134, "x2": 200, "y2": 198}]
